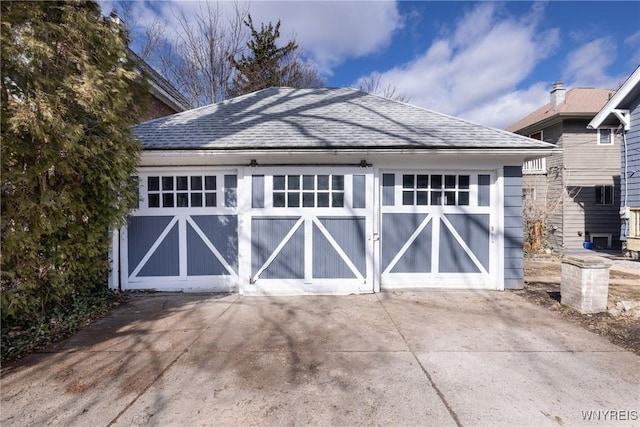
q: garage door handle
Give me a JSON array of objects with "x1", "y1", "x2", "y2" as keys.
[{"x1": 369, "y1": 233, "x2": 380, "y2": 241}]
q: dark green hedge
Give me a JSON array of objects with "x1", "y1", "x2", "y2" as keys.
[{"x1": 1, "y1": 1, "x2": 143, "y2": 328}]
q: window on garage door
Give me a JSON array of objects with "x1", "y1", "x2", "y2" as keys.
[
  {"x1": 272, "y1": 174, "x2": 345, "y2": 208},
  {"x1": 400, "y1": 174, "x2": 470, "y2": 206},
  {"x1": 383, "y1": 173, "x2": 486, "y2": 207},
  {"x1": 143, "y1": 174, "x2": 237, "y2": 209},
  {"x1": 251, "y1": 173, "x2": 366, "y2": 210}
]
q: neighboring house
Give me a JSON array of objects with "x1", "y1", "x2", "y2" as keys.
[
  {"x1": 128, "y1": 48, "x2": 191, "y2": 122},
  {"x1": 506, "y1": 83, "x2": 619, "y2": 251},
  {"x1": 110, "y1": 87, "x2": 553, "y2": 294},
  {"x1": 589, "y1": 66, "x2": 640, "y2": 258}
]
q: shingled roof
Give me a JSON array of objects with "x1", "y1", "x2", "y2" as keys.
[
  {"x1": 506, "y1": 88, "x2": 614, "y2": 133},
  {"x1": 133, "y1": 87, "x2": 554, "y2": 151}
]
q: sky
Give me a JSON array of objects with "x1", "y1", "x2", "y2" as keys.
[{"x1": 102, "y1": 1, "x2": 640, "y2": 129}]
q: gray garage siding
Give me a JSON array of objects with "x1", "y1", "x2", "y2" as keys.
[{"x1": 504, "y1": 166, "x2": 524, "y2": 289}]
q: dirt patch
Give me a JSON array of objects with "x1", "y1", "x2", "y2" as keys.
[{"x1": 520, "y1": 257, "x2": 640, "y2": 356}]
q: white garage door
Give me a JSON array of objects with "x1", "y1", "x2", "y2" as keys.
[
  {"x1": 120, "y1": 168, "x2": 239, "y2": 291},
  {"x1": 244, "y1": 167, "x2": 374, "y2": 294},
  {"x1": 379, "y1": 170, "x2": 497, "y2": 289}
]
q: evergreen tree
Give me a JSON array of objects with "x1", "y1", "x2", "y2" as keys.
[
  {"x1": 1, "y1": 1, "x2": 144, "y2": 320},
  {"x1": 229, "y1": 15, "x2": 323, "y2": 97}
]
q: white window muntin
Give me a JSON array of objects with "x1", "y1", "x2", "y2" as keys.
[
  {"x1": 400, "y1": 173, "x2": 471, "y2": 207},
  {"x1": 146, "y1": 175, "x2": 220, "y2": 209},
  {"x1": 135, "y1": 169, "x2": 237, "y2": 213},
  {"x1": 272, "y1": 174, "x2": 345, "y2": 208},
  {"x1": 382, "y1": 171, "x2": 490, "y2": 210},
  {"x1": 258, "y1": 168, "x2": 365, "y2": 211}
]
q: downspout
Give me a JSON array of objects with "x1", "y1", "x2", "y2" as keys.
[
  {"x1": 621, "y1": 128, "x2": 629, "y2": 243},
  {"x1": 562, "y1": 164, "x2": 566, "y2": 249}
]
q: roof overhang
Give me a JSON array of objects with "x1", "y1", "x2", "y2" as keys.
[
  {"x1": 588, "y1": 66, "x2": 640, "y2": 130},
  {"x1": 147, "y1": 80, "x2": 189, "y2": 113},
  {"x1": 513, "y1": 112, "x2": 595, "y2": 135},
  {"x1": 139, "y1": 147, "x2": 557, "y2": 167}
]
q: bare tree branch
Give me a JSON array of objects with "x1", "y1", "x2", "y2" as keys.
[
  {"x1": 357, "y1": 73, "x2": 410, "y2": 103},
  {"x1": 159, "y1": 0, "x2": 249, "y2": 106}
]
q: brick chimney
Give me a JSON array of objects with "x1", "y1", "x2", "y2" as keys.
[{"x1": 550, "y1": 81, "x2": 565, "y2": 110}]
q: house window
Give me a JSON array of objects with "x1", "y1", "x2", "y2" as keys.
[
  {"x1": 595, "y1": 185, "x2": 614, "y2": 205},
  {"x1": 529, "y1": 131, "x2": 543, "y2": 140},
  {"x1": 522, "y1": 188, "x2": 536, "y2": 201},
  {"x1": 522, "y1": 158, "x2": 546, "y2": 173},
  {"x1": 273, "y1": 174, "x2": 344, "y2": 208},
  {"x1": 146, "y1": 175, "x2": 228, "y2": 208},
  {"x1": 598, "y1": 129, "x2": 614, "y2": 145},
  {"x1": 402, "y1": 174, "x2": 470, "y2": 206}
]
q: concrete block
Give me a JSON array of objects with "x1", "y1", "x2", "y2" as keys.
[{"x1": 560, "y1": 256, "x2": 611, "y2": 313}]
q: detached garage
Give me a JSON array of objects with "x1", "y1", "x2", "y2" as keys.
[{"x1": 111, "y1": 87, "x2": 554, "y2": 294}]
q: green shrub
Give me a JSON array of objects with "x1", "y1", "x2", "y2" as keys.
[{"x1": 1, "y1": 2, "x2": 143, "y2": 326}]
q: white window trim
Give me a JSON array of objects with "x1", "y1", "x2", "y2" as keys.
[
  {"x1": 529, "y1": 130, "x2": 543, "y2": 140},
  {"x1": 399, "y1": 173, "x2": 471, "y2": 207},
  {"x1": 597, "y1": 128, "x2": 614, "y2": 145},
  {"x1": 590, "y1": 233, "x2": 612, "y2": 247},
  {"x1": 134, "y1": 168, "x2": 238, "y2": 214},
  {"x1": 630, "y1": 209, "x2": 640, "y2": 238},
  {"x1": 522, "y1": 158, "x2": 546, "y2": 174},
  {"x1": 271, "y1": 173, "x2": 346, "y2": 209},
  {"x1": 522, "y1": 187, "x2": 536, "y2": 200}
]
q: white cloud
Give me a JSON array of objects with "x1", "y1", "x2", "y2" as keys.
[
  {"x1": 354, "y1": 3, "x2": 560, "y2": 128},
  {"x1": 625, "y1": 30, "x2": 640, "y2": 67},
  {"x1": 462, "y1": 83, "x2": 549, "y2": 130},
  {"x1": 102, "y1": 0, "x2": 403, "y2": 74},
  {"x1": 249, "y1": 1, "x2": 403, "y2": 72},
  {"x1": 562, "y1": 37, "x2": 619, "y2": 89}
]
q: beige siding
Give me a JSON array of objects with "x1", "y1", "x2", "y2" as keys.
[
  {"x1": 561, "y1": 120, "x2": 621, "y2": 249},
  {"x1": 515, "y1": 119, "x2": 621, "y2": 251},
  {"x1": 542, "y1": 123, "x2": 564, "y2": 251},
  {"x1": 562, "y1": 120, "x2": 620, "y2": 172}
]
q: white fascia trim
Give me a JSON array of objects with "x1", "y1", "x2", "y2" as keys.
[
  {"x1": 141, "y1": 148, "x2": 557, "y2": 158},
  {"x1": 148, "y1": 80, "x2": 188, "y2": 113},
  {"x1": 588, "y1": 66, "x2": 640, "y2": 130}
]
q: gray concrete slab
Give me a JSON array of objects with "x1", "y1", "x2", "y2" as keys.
[
  {"x1": 417, "y1": 352, "x2": 640, "y2": 427},
  {"x1": 191, "y1": 295, "x2": 407, "y2": 354},
  {"x1": 1, "y1": 291, "x2": 638, "y2": 427},
  {"x1": 113, "y1": 351, "x2": 455, "y2": 426},
  {"x1": 378, "y1": 290, "x2": 617, "y2": 352},
  {"x1": 0, "y1": 350, "x2": 182, "y2": 427}
]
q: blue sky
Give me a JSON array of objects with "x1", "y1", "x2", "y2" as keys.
[{"x1": 104, "y1": 1, "x2": 640, "y2": 128}]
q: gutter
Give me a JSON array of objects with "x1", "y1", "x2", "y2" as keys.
[{"x1": 140, "y1": 147, "x2": 557, "y2": 158}]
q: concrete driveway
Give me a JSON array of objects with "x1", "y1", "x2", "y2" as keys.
[{"x1": 1, "y1": 291, "x2": 638, "y2": 427}]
